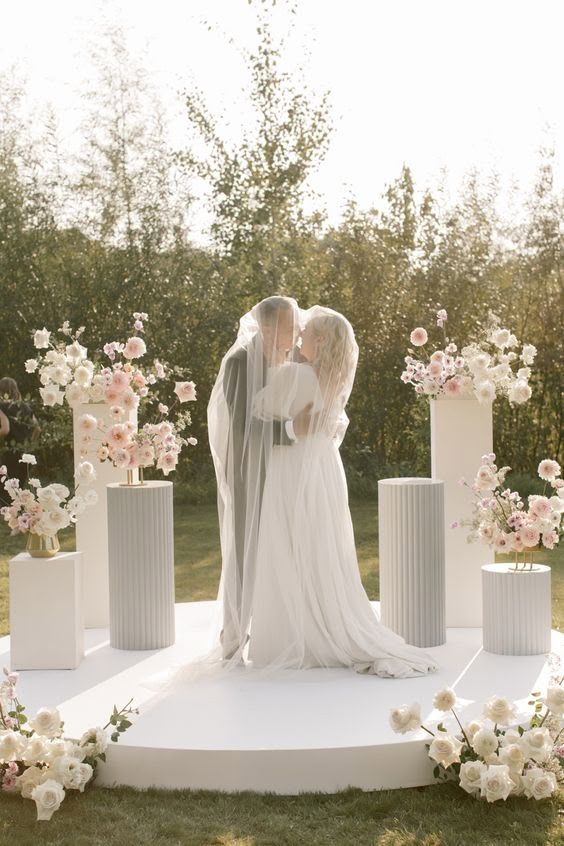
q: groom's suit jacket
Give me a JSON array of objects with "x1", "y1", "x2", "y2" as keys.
[{"x1": 223, "y1": 344, "x2": 296, "y2": 610}]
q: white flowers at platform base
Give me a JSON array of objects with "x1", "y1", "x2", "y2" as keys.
[
  {"x1": 390, "y1": 670, "x2": 564, "y2": 803},
  {"x1": 0, "y1": 668, "x2": 138, "y2": 821}
]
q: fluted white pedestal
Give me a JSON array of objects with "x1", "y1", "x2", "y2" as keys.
[
  {"x1": 107, "y1": 481, "x2": 175, "y2": 650},
  {"x1": 430, "y1": 396, "x2": 493, "y2": 628},
  {"x1": 73, "y1": 402, "x2": 138, "y2": 628},
  {"x1": 482, "y1": 564, "x2": 551, "y2": 655},
  {"x1": 378, "y1": 478, "x2": 445, "y2": 647},
  {"x1": 9, "y1": 551, "x2": 84, "y2": 669}
]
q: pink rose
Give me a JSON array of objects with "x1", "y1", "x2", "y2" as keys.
[
  {"x1": 521, "y1": 526, "x2": 540, "y2": 548},
  {"x1": 444, "y1": 377, "x2": 463, "y2": 396}
]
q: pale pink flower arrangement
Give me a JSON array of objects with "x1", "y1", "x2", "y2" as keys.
[
  {"x1": 401, "y1": 308, "x2": 536, "y2": 404},
  {"x1": 456, "y1": 455, "x2": 563, "y2": 569}
]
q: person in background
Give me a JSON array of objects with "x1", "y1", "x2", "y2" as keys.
[{"x1": 0, "y1": 377, "x2": 40, "y2": 483}]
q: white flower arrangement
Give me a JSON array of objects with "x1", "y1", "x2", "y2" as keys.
[
  {"x1": 454, "y1": 454, "x2": 563, "y2": 568},
  {"x1": 0, "y1": 456, "x2": 96, "y2": 536},
  {"x1": 401, "y1": 308, "x2": 536, "y2": 404},
  {"x1": 0, "y1": 668, "x2": 137, "y2": 820},
  {"x1": 389, "y1": 672, "x2": 564, "y2": 802}
]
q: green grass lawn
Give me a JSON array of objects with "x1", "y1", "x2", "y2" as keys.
[{"x1": 0, "y1": 497, "x2": 563, "y2": 845}]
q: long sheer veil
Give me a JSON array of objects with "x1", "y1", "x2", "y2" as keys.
[{"x1": 146, "y1": 300, "x2": 359, "y2": 688}]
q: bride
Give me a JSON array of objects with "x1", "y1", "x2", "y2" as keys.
[
  {"x1": 163, "y1": 297, "x2": 437, "y2": 684},
  {"x1": 247, "y1": 305, "x2": 438, "y2": 677}
]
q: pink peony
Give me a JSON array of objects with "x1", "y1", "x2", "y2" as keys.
[
  {"x1": 410, "y1": 328, "x2": 428, "y2": 347},
  {"x1": 106, "y1": 424, "x2": 130, "y2": 449},
  {"x1": 157, "y1": 451, "x2": 178, "y2": 475},
  {"x1": 132, "y1": 372, "x2": 146, "y2": 388},
  {"x1": 111, "y1": 370, "x2": 130, "y2": 392},
  {"x1": 521, "y1": 525, "x2": 541, "y2": 548},
  {"x1": 542, "y1": 530, "x2": 558, "y2": 550},
  {"x1": 538, "y1": 459, "x2": 561, "y2": 482},
  {"x1": 121, "y1": 388, "x2": 139, "y2": 411},
  {"x1": 104, "y1": 385, "x2": 122, "y2": 404},
  {"x1": 529, "y1": 496, "x2": 553, "y2": 520},
  {"x1": 428, "y1": 361, "x2": 443, "y2": 378},
  {"x1": 123, "y1": 337, "x2": 147, "y2": 360},
  {"x1": 112, "y1": 447, "x2": 131, "y2": 468}
]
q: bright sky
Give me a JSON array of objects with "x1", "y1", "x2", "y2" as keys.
[{"x1": 2, "y1": 0, "x2": 564, "y2": 237}]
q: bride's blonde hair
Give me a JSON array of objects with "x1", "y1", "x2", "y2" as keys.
[{"x1": 305, "y1": 308, "x2": 357, "y2": 406}]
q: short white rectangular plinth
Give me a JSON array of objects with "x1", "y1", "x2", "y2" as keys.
[
  {"x1": 9, "y1": 551, "x2": 84, "y2": 670},
  {"x1": 73, "y1": 402, "x2": 138, "y2": 628},
  {"x1": 482, "y1": 564, "x2": 552, "y2": 655},
  {"x1": 430, "y1": 396, "x2": 493, "y2": 627}
]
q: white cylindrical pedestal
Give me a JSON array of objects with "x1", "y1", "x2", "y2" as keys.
[
  {"x1": 378, "y1": 478, "x2": 445, "y2": 647},
  {"x1": 430, "y1": 396, "x2": 493, "y2": 628},
  {"x1": 107, "y1": 481, "x2": 175, "y2": 650},
  {"x1": 482, "y1": 564, "x2": 551, "y2": 655},
  {"x1": 9, "y1": 551, "x2": 84, "y2": 669},
  {"x1": 73, "y1": 402, "x2": 138, "y2": 628}
]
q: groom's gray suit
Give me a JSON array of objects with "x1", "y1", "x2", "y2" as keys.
[{"x1": 221, "y1": 340, "x2": 300, "y2": 654}]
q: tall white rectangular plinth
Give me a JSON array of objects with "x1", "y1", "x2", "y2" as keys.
[
  {"x1": 73, "y1": 402, "x2": 137, "y2": 628},
  {"x1": 9, "y1": 551, "x2": 84, "y2": 669},
  {"x1": 430, "y1": 397, "x2": 493, "y2": 627}
]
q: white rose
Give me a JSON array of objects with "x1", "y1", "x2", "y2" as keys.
[
  {"x1": 432, "y1": 687, "x2": 457, "y2": 712},
  {"x1": 389, "y1": 703, "x2": 421, "y2": 734},
  {"x1": 51, "y1": 755, "x2": 93, "y2": 792},
  {"x1": 508, "y1": 380, "x2": 532, "y2": 405},
  {"x1": 428, "y1": 733, "x2": 463, "y2": 768},
  {"x1": 464, "y1": 720, "x2": 483, "y2": 744},
  {"x1": 33, "y1": 328, "x2": 51, "y2": 349},
  {"x1": 521, "y1": 344, "x2": 537, "y2": 365},
  {"x1": 174, "y1": 381, "x2": 197, "y2": 402},
  {"x1": 29, "y1": 707, "x2": 62, "y2": 739},
  {"x1": 41, "y1": 507, "x2": 71, "y2": 533},
  {"x1": 0, "y1": 729, "x2": 28, "y2": 761},
  {"x1": 545, "y1": 685, "x2": 564, "y2": 716},
  {"x1": 483, "y1": 696, "x2": 516, "y2": 726},
  {"x1": 64, "y1": 383, "x2": 87, "y2": 406},
  {"x1": 520, "y1": 728, "x2": 553, "y2": 763},
  {"x1": 40, "y1": 385, "x2": 64, "y2": 407},
  {"x1": 31, "y1": 778, "x2": 65, "y2": 821},
  {"x1": 79, "y1": 726, "x2": 109, "y2": 756},
  {"x1": 22, "y1": 734, "x2": 49, "y2": 766},
  {"x1": 491, "y1": 328, "x2": 511, "y2": 349},
  {"x1": 49, "y1": 483, "x2": 70, "y2": 502},
  {"x1": 479, "y1": 764, "x2": 514, "y2": 802},
  {"x1": 78, "y1": 413, "x2": 98, "y2": 434},
  {"x1": 43, "y1": 739, "x2": 75, "y2": 764},
  {"x1": 498, "y1": 743, "x2": 526, "y2": 773},
  {"x1": 459, "y1": 759, "x2": 486, "y2": 795},
  {"x1": 74, "y1": 364, "x2": 93, "y2": 387},
  {"x1": 522, "y1": 766, "x2": 557, "y2": 800},
  {"x1": 25, "y1": 359, "x2": 39, "y2": 373},
  {"x1": 472, "y1": 728, "x2": 499, "y2": 759},
  {"x1": 65, "y1": 341, "x2": 87, "y2": 364},
  {"x1": 37, "y1": 486, "x2": 62, "y2": 508},
  {"x1": 15, "y1": 764, "x2": 48, "y2": 799},
  {"x1": 75, "y1": 461, "x2": 97, "y2": 485},
  {"x1": 474, "y1": 380, "x2": 496, "y2": 403}
]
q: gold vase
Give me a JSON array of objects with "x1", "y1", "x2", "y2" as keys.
[
  {"x1": 26, "y1": 533, "x2": 60, "y2": 558},
  {"x1": 121, "y1": 467, "x2": 145, "y2": 487}
]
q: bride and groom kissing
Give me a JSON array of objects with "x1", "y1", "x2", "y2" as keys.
[{"x1": 198, "y1": 296, "x2": 438, "y2": 679}]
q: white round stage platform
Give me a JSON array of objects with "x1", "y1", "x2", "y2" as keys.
[{"x1": 2, "y1": 601, "x2": 562, "y2": 794}]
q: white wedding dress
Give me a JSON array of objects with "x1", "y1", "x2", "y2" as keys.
[{"x1": 248, "y1": 362, "x2": 438, "y2": 678}]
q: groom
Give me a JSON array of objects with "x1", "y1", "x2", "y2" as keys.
[{"x1": 220, "y1": 296, "x2": 312, "y2": 658}]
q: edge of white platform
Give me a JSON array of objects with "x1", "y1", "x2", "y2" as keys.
[{"x1": 2, "y1": 601, "x2": 562, "y2": 794}]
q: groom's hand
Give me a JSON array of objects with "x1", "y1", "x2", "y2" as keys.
[{"x1": 293, "y1": 402, "x2": 319, "y2": 437}]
